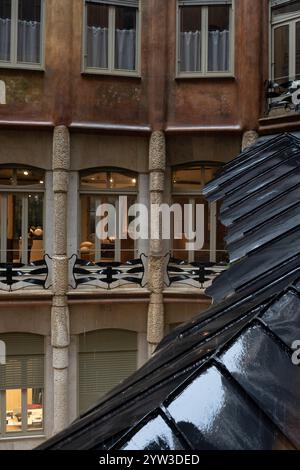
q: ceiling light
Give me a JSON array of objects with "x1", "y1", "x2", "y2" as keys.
[
  {"x1": 23, "y1": 171, "x2": 29, "y2": 176},
  {"x1": 132, "y1": 178, "x2": 137, "y2": 184}
]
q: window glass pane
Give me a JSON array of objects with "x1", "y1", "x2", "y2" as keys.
[
  {"x1": 27, "y1": 388, "x2": 43, "y2": 431},
  {"x1": 274, "y1": 25, "x2": 290, "y2": 83},
  {"x1": 120, "y1": 416, "x2": 185, "y2": 450},
  {"x1": 28, "y1": 194, "x2": 44, "y2": 263},
  {"x1": 115, "y1": 6, "x2": 136, "y2": 71},
  {"x1": 17, "y1": 0, "x2": 41, "y2": 64},
  {"x1": 180, "y1": 6, "x2": 202, "y2": 72},
  {"x1": 272, "y1": 1, "x2": 300, "y2": 18},
  {"x1": 296, "y1": 21, "x2": 300, "y2": 79},
  {"x1": 80, "y1": 194, "x2": 136, "y2": 263},
  {"x1": 220, "y1": 324, "x2": 300, "y2": 448},
  {"x1": 6, "y1": 389, "x2": 22, "y2": 433},
  {"x1": 167, "y1": 366, "x2": 292, "y2": 450},
  {"x1": 208, "y1": 6, "x2": 230, "y2": 72},
  {"x1": 81, "y1": 171, "x2": 137, "y2": 190},
  {"x1": 0, "y1": 168, "x2": 44, "y2": 186},
  {"x1": 86, "y1": 3, "x2": 109, "y2": 68},
  {"x1": 0, "y1": 0, "x2": 11, "y2": 62},
  {"x1": 6, "y1": 194, "x2": 22, "y2": 263},
  {"x1": 172, "y1": 196, "x2": 210, "y2": 263}
]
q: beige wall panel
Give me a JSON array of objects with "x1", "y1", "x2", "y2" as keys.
[
  {"x1": 0, "y1": 130, "x2": 52, "y2": 169},
  {"x1": 70, "y1": 303, "x2": 148, "y2": 335},
  {"x1": 70, "y1": 134, "x2": 149, "y2": 172}
]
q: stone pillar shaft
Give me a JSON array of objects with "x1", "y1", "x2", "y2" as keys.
[
  {"x1": 147, "y1": 131, "x2": 166, "y2": 355},
  {"x1": 242, "y1": 130, "x2": 259, "y2": 151},
  {"x1": 51, "y1": 126, "x2": 70, "y2": 435}
]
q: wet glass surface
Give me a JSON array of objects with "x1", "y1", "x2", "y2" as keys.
[
  {"x1": 262, "y1": 290, "x2": 300, "y2": 347},
  {"x1": 166, "y1": 366, "x2": 292, "y2": 450},
  {"x1": 220, "y1": 324, "x2": 300, "y2": 448},
  {"x1": 120, "y1": 416, "x2": 184, "y2": 451}
]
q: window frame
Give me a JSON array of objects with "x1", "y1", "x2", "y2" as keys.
[
  {"x1": 0, "y1": 0, "x2": 45, "y2": 71},
  {"x1": 176, "y1": 0, "x2": 235, "y2": 78},
  {"x1": 0, "y1": 333, "x2": 45, "y2": 439},
  {"x1": 171, "y1": 162, "x2": 224, "y2": 263},
  {"x1": 82, "y1": 0, "x2": 141, "y2": 77},
  {"x1": 79, "y1": 168, "x2": 138, "y2": 263},
  {"x1": 270, "y1": 0, "x2": 300, "y2": 83},
  {"x1": 0, "y1": 166, "x2": 45, "y2": 264}
]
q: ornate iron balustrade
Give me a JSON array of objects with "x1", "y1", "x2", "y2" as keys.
[
  {"x1": 166, "y1": 256, "x2": 227, "y2": 289},
  {"x1": 70, "y1": 254, "x2": 147, "y2": 290},
  {"x1": 0, "y1": 256, "x2": 51, "y2": 292}
]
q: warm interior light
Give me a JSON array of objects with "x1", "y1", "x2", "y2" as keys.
[
  {"x1": 132, "y1": 178, "x2": 137, "y2": 184},
  {"x1": 23, "y1": 171, "x2": 29, "y2": 176},
  {"x1": 39, "y1": 180, "x2": 44, "y2": 184}
]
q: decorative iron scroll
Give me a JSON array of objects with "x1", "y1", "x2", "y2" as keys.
[
  {"x1": 70, "y1": 254, "x2": 147, "y2": 290},
  {"x1": 0, "y1": 256, "x2": 51, "y2": 292},
  {"x1": 266, "y1": 79, "x2": 300, "y2": 113},
  {"x1": 166, "y1": 256, "x2": 227, "y2": 289}
]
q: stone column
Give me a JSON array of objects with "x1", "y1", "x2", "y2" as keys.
[
  {"x1": 242, "y1": 130, "x2": 259, "y2": 151},
  {"x1": 51, "y1": 126, "x2": 70, "y2": 435},
  {"x1": 147, "y1": 131, "x2": 166, "y2": 355}
]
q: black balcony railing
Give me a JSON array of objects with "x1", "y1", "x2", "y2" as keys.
[
  {"x1": 70, "y1": 254, "x2": 147, "y2": 290},
  {"x1": 0, "y1": 256, "x2": 51, "y2": 292},
  {"x1": 166, "y1": 256, "x2": 227, "y2": 289}
]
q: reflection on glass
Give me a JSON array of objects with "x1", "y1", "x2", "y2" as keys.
[
  {"x1": 274, "y1": 25, "x2": 289, "y2": 83},
  {"x1": 180, "y1": 6, "x2": 202, "y2": 72},
  {"x1": 27, "y1": 388, "x2": 43, "y2": 431},
  {"x1": 0, "y1": 0, "x2": 11, "y2": 62},
  {"x1": 80, "y1": 195, "x2": 136, "y2": 263},
  {"x1": 86, "y1": 3, "x2": 109, "y2": 69},
  {"x1": 167, "y1": 366, "x2": 293, "y2": 450},
  {"x1": 172, "y1": 196, "x2": 210, "y2": 263},
  {"x1": 17, "y1": 0, "x2": 41, "y2": 64},
  {"x1": 115, "y1": 6, "x2": 136, "y2": 71},
  {"x1": 208, "y1": 6, "x2": 230, "y2": 72},
  {"x1": 28, "y1": 194, "x2": 44, "y2": 263},
  {"x1": 6, "y1": 389, "x2": 22, "y2": 433},
  {"x1": 0, "y1": 168, "x2": 45, "y2": 186},
  {"x1": 6, "y1": 194, "x2": 22, "y2": 263},
  {"x1": 121, "y1": 416, "x2": 184, "y2": 450},
  {"x1": 81, "y1": 171, "x2": 137, "y2": 191}
]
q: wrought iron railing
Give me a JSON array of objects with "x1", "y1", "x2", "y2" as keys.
[
  {"x1": 166, "y1": 256, "x2": 228, "y2": 289},
  {"x1": 70, "y1": 254, "x2": 147, "y2": 290},
  {"x1": 0, "y1": 256, "x2": 51, "y2": 292}
]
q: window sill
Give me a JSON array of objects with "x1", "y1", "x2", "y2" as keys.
[
  {"x1": 82, "y1": 68, "x2": 141, "y2": 79},
  {"x1": 0, "y1": 62, "x2": 45, "y2": 72},
  {"x1": 0, "y1": 434, "x2": 45, "y2": 441},
  {"x1": 175, "y1": 73, "x2": 235, "y2": 80}
]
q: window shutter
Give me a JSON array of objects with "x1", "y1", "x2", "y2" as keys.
[
  {"x1": 86, "y1": 0, "x2": 139, "y2": 8},
  {"x1": 178, "y1": 1, "x2": 231, "y2": 5},
  {"x1": 0, "y1": 333, "x2": 44, "y2": 391},
  {"x1": 79, "y1": 330, "x2": 137, "y2": 413}
]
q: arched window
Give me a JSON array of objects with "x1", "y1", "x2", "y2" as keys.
[
  {"x1": 78, "y1": 329, "x2": 137, "y2": 413},
  {"x1": 79, "y1": 169, "x2": 138, "y2": 263},
  {"x1": 0, "y1": 333, "x2": 44, "y2": 437},
  {"x1": 172, "y1": 163, "x2": 226, "y2": 263},
  {"x1": 0, "y1": 166, "x2": 45, "y2": 264}
]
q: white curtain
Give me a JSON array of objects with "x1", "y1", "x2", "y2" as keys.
[
  {"x1": 180, "y1": 31, "x2": 201, "y2": 72},
  {"x1": 87, "y1": 26, "x2": 136, "y2": 70},
  {"x1": 180, "y1": 30, "x2": 230, "y2": 72},
  {"x1": 87, "y1": 26, "x2": 108, "y2": 69},
  {"x1": 0, "y1": 18, "x2": 11, "y2": 62},
  {"x1": 17, "y1": 20, "x2": 41, "y2": 63},
  {"x1": 208, "y1": 30, "x2": 230, "y2": 72},
  {"x1": 115, "y1": 29, "x2": 136, "y2": 70}
]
